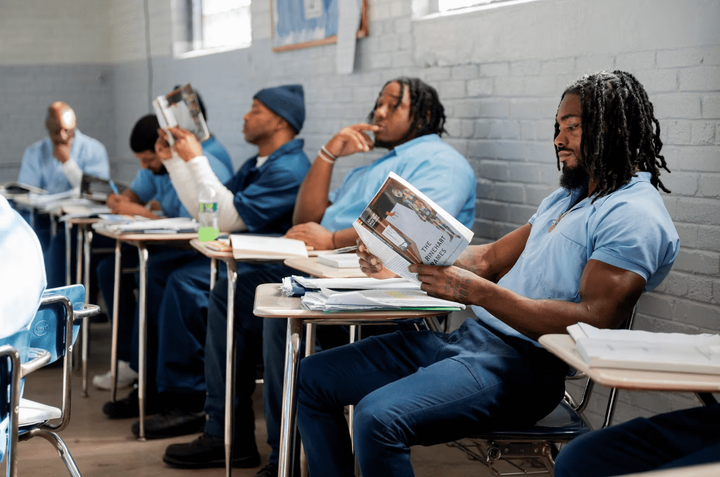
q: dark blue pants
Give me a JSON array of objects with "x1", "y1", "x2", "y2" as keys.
[
  {"x1": 155, "y1": 255, "x2": 223, "y2": 395},
  {"x1": 296, "y1": 319, "x2": 568, "y2": 477},
  {"x1": 555, "y1": 403, "x2": 720, "y2": 477},
  {"x1": 202, "y1": 263, "x2": 295, "y2": 444}
]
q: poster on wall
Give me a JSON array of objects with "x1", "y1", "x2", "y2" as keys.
[{"x1": 271, "y1": 0, "x2": 368, "y2": 52}]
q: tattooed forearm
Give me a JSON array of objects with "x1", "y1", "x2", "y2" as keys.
[{"x1": 444, "y1": 276, "x2": 473, "y2": 301}]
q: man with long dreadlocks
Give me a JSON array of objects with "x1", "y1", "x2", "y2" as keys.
[
  {"x1": 295, "y1": 70, "x2": 680, "y2": 477},
  {"x1": 159, "y1": 77, "x2": 476, "y2": 475}
]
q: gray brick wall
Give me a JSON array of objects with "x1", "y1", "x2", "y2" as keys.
[{"x1": 0, "y1": 0, "x2": 718, "y2": 429}]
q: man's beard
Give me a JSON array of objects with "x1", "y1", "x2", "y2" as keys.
[
  {"x1": 560, "y1": 163, "x2": 589, "y2": 190},
  {"x1": 151, "y1": 164, "x2": 168, "y2": 176}
]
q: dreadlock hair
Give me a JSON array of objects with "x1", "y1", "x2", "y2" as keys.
[
  {"x1": 555, "y1": 70, "x2": 670, "y2": 200},
  {"x1": 368, "y1": 77, "x2": 447, "y2": 139}
]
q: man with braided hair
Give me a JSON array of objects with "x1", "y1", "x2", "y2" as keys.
[{"x1": 296, "y1": 70, "x2": 680, "y2": 477}]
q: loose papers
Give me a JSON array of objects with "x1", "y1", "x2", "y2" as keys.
[{"x1": 568, "y1": 322, "x2": 720, "y2": 375}]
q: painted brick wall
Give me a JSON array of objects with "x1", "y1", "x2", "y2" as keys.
[{"x1": 0, "y1": 0, "x2": 718, "y2": 430}]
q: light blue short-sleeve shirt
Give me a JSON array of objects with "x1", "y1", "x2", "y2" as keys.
[
  {"x1": 18, "y1": 129, "x2": 110, "y2": 194},
  {"x1": 474, "y1": 172, "x2": 680, "y2": 344},
  {"x1": 321, "y1": 134, "x2": 476, "y2": 231}
]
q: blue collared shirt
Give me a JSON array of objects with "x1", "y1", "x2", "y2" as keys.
[
  {"x1": 474, "y1": 172, "x2": 680, "y2": 344},
  {"x1": 321, "y1": 134, "x2": 476, "y2": 231},
  {"x1": 130, "y1": 147, "x2": 233, "y2": 218},
  {"x1": 18, "y1": 129, "x2": 110, "y2": 194}
]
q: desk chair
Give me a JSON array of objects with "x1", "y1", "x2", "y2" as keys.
[
  {"x1": 449, "y1": 309, "x2": 637, "y2": 476},
  {"x1": 2, "y1": 285, "x2": 100, "y2": 477},
  {"x1": 0, "y1": 345, "x2": 22, "y2": 477}
]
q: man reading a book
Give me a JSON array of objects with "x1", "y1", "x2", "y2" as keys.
[
  {"x1": 295, "y1": 70, "x2": 680, "y2": 477},
  {"x1": 102, "y1": 85, "x2": 312, "y2": 442},
  {"x1": 157, "y1": 77, "x2": 476, "y2": 475},
  {"x1": 93, "y1": 113, "x2": 234, "y2": 392}
]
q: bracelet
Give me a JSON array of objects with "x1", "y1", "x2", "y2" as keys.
[
  {"x1": 331, "y1": 230, "x2": 337, "y2": 248},
  {"x1": 321, "y1": 145, "x2": 338, "y2": 161},
  {"x1": 318, "y1": 149, "x2": 335, "y2": 164}
]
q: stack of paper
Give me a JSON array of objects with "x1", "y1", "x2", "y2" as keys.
[
  {"x1": 295, "y1": 277, "x2": 465, "y2": 312},
  {"x1": 92, "y1": 216, "x2": 198, "y2": 234},
  {"x1": 568, "y1": 322, "x2": 720, "y2": 374},
  {"x1": 317, "y1": 253, "x2": 360, "y2": 269},
  {"x1": 281, "y1": 276, "x2": 419, "y2": 297}
]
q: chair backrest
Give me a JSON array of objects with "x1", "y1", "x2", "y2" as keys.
[
  {"x1": 0, "y1": 345, "x2": 22, "y2": 477},
  {"x1": 32, "y1": 285, "x2": 85, "y2": 363}
]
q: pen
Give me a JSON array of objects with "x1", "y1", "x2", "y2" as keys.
[
  {"x1": 109, "y1": 180, "x2": 119, "y2": 195},
  {"x1": 332, "y1": 245, "x2": 359, "y2": 254}
]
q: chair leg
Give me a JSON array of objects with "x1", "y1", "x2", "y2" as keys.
[{"x1": 26, "y1": 429, "x2": 82, "y2": 477}]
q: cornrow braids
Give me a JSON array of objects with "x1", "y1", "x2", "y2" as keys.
[
  {"x1": 368, "y1": 77, "x2": 447, "y2": 139},
  {"x1": 555, "y1": 70, "x2": 670, "y2": 200}
]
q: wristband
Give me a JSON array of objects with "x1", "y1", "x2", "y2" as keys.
[
  {"x1": 320, "y1": 145, "x2": 338, "y2": 161},
  {"x1": 318, "y1": 149, "x2": 335, "y2": 164}
]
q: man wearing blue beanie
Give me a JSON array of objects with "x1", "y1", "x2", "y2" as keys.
[{"x1": 103, "y1": 86, "x2": 311, "y2": 457}]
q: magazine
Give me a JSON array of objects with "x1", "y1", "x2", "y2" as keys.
[
  {"x1": 152, "y1": 83, "x2": 210, "y2": 146},
  {"x1": 352, "y1": 172, "x2": 473, "y2": 283}
]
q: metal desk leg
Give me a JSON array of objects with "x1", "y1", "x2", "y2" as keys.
[
  {"x1": 298, "y1": 324, "x2": 316, "y2": 477},
  {"x1": 279, "y1": 318, "x2": 304, "y2": 477},
  {"x1": 224, "y1": 260, "x2": 238, "y2": 477},
  {"x1": 110, "y1": 240, "x2": 122, "y2": 402},
  {"x1": 210, "y1": 257, "x2": 217, "y2": 291},
  {"x1": 65, "y1": 222, "x2": 73, "y2": 286},
  {"x1": 136, "y1": 244, "x2": 149, "y2": 441},
  {"x1": 81, "y1": 225, "x2": 92, "y2": 397}
]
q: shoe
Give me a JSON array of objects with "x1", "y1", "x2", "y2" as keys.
[
  {"x1": 255, "y1": 462, "x2": 278, "y2": 477},
  {"x1": 92, "y1": 360, "x2": 138, "y2": 391},
  {"x1": 102, "y1": 387, "x2": 164, "y2": 419},
  {"x1": 131, "y1": 407, "x2": 205, "y2": 439},
  {"x1": 163, "y1": 433, "x2": 261, "y2": 469}
]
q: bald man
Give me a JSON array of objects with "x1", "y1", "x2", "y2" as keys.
[{"x1": 18, "y1": 101, "x2": 109, "y2": 194}]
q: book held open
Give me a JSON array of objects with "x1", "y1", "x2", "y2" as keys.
[
  {"x1": 152, "y1": 83, "x2": 210, "y2": 146},
  {"x1": 352, "y1": 172, "x2": 473, "y2": 283}
]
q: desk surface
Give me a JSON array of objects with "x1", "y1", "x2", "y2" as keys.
[
  {"x1": 539, "y1": 334, "x2": 720, "y2": 392},
  {"x1": 253, "y1": 282, "x2": 449, "y2": 322},
  {"x1": 190, "y1": 238, "x2": 234, "y2": 259},
  {"x1": 284, "y1": 256, "x2": 366, "y2": 278}
]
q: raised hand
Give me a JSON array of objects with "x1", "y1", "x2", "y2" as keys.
[{"x1": 323, "y1": 123, "x2": 379, "y2": 158}]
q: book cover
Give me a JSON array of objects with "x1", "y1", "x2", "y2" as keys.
[
  {"x1": 152, "y1": 83, "x2": 210, "y2": 146},
  {"x1": 230, "y1": 234, "x2": 309, "y2": 261},
  {"x1": 352, "y1": 172, "x2": 473, "y2": 283}
]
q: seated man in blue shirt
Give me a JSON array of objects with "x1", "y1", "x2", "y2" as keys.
[
  {"x1": 554, "y1": 402, "x2": 720, "y2": 477},
  {"x1": 296, "y1": 70, "x2": 681, "y2": 477},
  {"x1": 103, "y1": 86, "x2": 312, "y2": 435},
  {"x1": 17, "y1": 102, "x2": 110, "y2": 288},
  {"x1": 159, "y1": 77, "x2": 476, "y2": 476},
  {"x1": 93, "y1": 114, "x2": 233, "y2": 391}
]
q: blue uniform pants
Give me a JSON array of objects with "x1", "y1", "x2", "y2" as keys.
[
  {"x1": 155, "y1": 255, "x2": 223, "y2": 395},
  {"x1": 555, "y1": 403, "x2": 720, "y2": 477},
  {"x1": 296, "y1": 318, "x2": 568, "y2": 477},
  {"x1": 202, "y1": 263, "x2": 295, "y2": 443}
]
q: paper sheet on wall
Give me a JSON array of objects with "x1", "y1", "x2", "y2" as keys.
[{"x1": 336, "y1": 0, "x2": 361, "y2": 74}]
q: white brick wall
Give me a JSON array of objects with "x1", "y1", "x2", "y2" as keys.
[{"x1": 0, "y1": 0, "x2": 718, "y2": 429}]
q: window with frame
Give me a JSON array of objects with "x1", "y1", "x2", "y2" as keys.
[{"x1": 173, "y1": 0, "x2": 252, "y2": 57}]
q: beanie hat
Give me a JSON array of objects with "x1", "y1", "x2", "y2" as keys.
[
  {"x1": 254, "y1": 84, "x2": 305, "y2": 134},
  {"x1": 130, "y1": 114, "x2": 160, "y2": 153}
]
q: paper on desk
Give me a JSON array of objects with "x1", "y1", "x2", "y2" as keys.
[
  {"x1": 301, "y1": 286, "x2": 464, "y2": 312},
  {"x1": 567, "y1": 322, "x2": 720, "y2": 375},
  {"x1": 281, "y1": 276, "x2": 419, "y2": 297},
  {"x1": 92, "y1": 216, "x2": 198, "y2": 234}
]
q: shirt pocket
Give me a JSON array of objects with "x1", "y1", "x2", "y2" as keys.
[{"x1": 532, "y1": 231, "x2": 587, "y2": 302}]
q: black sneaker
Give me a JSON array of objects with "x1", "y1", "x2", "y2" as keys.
[
  {"x1": 102, "y1": 387, "x2": 164, "y2": 419},
  {"x1": 131, "y1": 407, "x2": 205, "y2": 439},
  {"x1": 255, "y1": 462, "x2": 278, "y2": 477},
  {"x1": 163, "y1": 433, "x2": 261, "y2": 469}
]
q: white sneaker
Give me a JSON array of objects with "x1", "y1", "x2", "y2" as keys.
[{"x1": 92, "y1": 360, "x2": 138, "y2": 391}]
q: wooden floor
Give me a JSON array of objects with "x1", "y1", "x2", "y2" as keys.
[{"x1": 15, "y1": 319, "x2": 488, "y2": 476}]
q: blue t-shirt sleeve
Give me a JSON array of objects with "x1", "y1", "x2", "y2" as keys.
[
  {"x1": 130, "y1": 169, "x2": 157, "y2": 203},
  {"x1": 76, "y1": 139, "x2": 110, "y2": 179},
  {"x1": 18, "y1": 145, "x2": 44, "y2": 188},
  {"x1": 588, "y1": 192, "x2": 679, "y2": 291}
]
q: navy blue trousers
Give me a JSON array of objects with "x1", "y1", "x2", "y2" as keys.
[
  {"x1": 296, "y1": 318, "x2": 568, "y2": 477},
  {"x1": 555, "y1": 403, "x2": 720, "y2": 476}
]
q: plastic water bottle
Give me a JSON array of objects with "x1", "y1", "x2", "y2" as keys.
[{"x1": 198, "y1": 182, "x2": 219, "y2": 242}]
